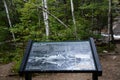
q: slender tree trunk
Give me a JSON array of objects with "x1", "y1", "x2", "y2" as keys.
[
  {"x1": 42, "y1": 0, "x2": 49, "y2": 40},
  {"x1": 3, "y1": 0, "x2": 15, "y2": 41},
  {"x1": 70, "y1": 0, "x2": 78, "y2": 39},
  {"x1": 38, "y1": 6, "x2": 68, "y2": 28},
  {"x1": 108, "y1": 0, "x2": 114, "y2": 44}
]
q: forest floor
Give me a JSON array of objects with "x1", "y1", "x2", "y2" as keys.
[{"x1": 0, "y1": 44, "x2": 120, "y2": 80}]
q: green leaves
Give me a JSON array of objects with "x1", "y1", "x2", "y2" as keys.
[
  {"x1": 0, "y1": 27, "x2": 9, "y2": 41},
  {"x1": 8, "y1": 0, "x2": 111, "y2": 42}
]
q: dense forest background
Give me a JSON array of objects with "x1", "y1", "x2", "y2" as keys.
[{"x1": 0, "y1": 0, "x2": 120, "y2": 71}]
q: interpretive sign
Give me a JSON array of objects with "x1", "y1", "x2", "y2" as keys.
[
  {"x1": 26, "y1": 41, "x2": 95, "y2": 71},
  {"x1": 19, "y1": 38, "x2": 102, "y2": 80}
]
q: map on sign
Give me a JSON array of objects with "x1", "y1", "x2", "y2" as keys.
[{"x1": 25, "y1": 41, "x2": 96, "y2": 71}]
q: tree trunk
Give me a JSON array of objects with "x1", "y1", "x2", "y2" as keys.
[
  {"x1": 42, "y1": 0, "x2": 49, "y2": 40},
  {"x1": 70, "y1": 0, "x2": 78, "y2": 39},
  {"x1": 108, "y1": 0, "x2": 114, "y2": 44},
  {"x1": 38, "y1": 6, "x2": 68, "y2": 28},
  {"x1": 3, "y1": 0, "x2": 15, "y2": 41}
]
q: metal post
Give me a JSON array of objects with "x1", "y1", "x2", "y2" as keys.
[
  {"x1": 92, "y1": 73, "x2": 98, "y2": 80},
  {"x1": 25, "y1": 73, "x2": 32, "y2": 80}
]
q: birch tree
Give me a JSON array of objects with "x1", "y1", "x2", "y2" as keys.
[
  {"x1": 70, "y1": 0, "x2": 77, "y2": 39},
  {"x1": 3, "y1": 0, "x2": 15, "y2": 41},
  {"x1": 42, "y1": 0, "x2": 49, "y2": 39},
  {"x1": 38, "y1": 6, "x2": 68, "y2": 28}
]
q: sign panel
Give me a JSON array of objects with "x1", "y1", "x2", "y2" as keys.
[{"x1": 25, "y1": 41, "x2": 96, "y2": 71}]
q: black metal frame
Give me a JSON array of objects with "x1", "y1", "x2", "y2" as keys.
[
  {"x1": 19, "y1": 40, "x2": 33, "y2": 76},
  {"x1": 19, "y1": 38, "x2": 102, "y2": 80},
  {"x1": 89, "y1": 38, "x2": 102, "y2": 80}
]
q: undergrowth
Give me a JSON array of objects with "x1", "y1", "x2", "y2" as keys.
[
  {"x1": 97, "y1": 43, "x2": 115, "y2": 53},
  {"x1": 0, "y1": 42, "x2": 24, "y2": 72}
]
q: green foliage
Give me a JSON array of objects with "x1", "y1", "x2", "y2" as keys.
[
  {"x1": 0, "y1": 46, "x2": 21, "y2": 63},
  {"x1": 0, "y1": 46, "x2": 23, "y2": 72},
  {"x1": 10, "y1": 1, "x2": 44, "y2": 42},
  {"x1": 97, "y1": 43, "x2": 115, "y2": 53},
  {"x1": 12, "y1": 48, "x2": 23, "y2": 72},
  {"x1": 0, "y1": 27, "x2": 9, "y2": 41},
  {"x1": 1, "y1": 0, "x2": 118, "y2": 72},
  {"x1": 1, "y1": 0, "x2": 113, "y2": 42},
  {"x1": 9, "y1": 0, "x2": 110, "y2": 42}
]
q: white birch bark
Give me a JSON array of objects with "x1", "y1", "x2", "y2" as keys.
[
  {"x1": 42, "y1": 0, "x2": 49, "y2": 39},
  {"x1": 70, "y1": 0, "x2": 77, "y2": 39},
  {"x1": 38, "y1": 6, "x2": 68, "y2": 28},
  {"x1": 3, "y1": 0, "x2": 15, "y2": 41}
]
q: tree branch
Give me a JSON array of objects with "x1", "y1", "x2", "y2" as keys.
[{"x1": 37, "y1": 6, "x2": 68, "y2": 28}]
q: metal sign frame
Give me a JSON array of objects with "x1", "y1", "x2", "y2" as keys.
[{"x1": 19, "y1": 38, "x2": 102, "y2": 80}]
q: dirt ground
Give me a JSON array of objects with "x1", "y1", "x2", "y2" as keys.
[{"x1": 0, "y1": 44, "x2": 120, "y2": 80}]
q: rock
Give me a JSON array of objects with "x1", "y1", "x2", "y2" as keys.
[
  {"x1": 113, "y1": 56, "x2": 117, "y2": 60},
  {"x1": 103, "y1": 50, "x2": 108, "y2": 53}
]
